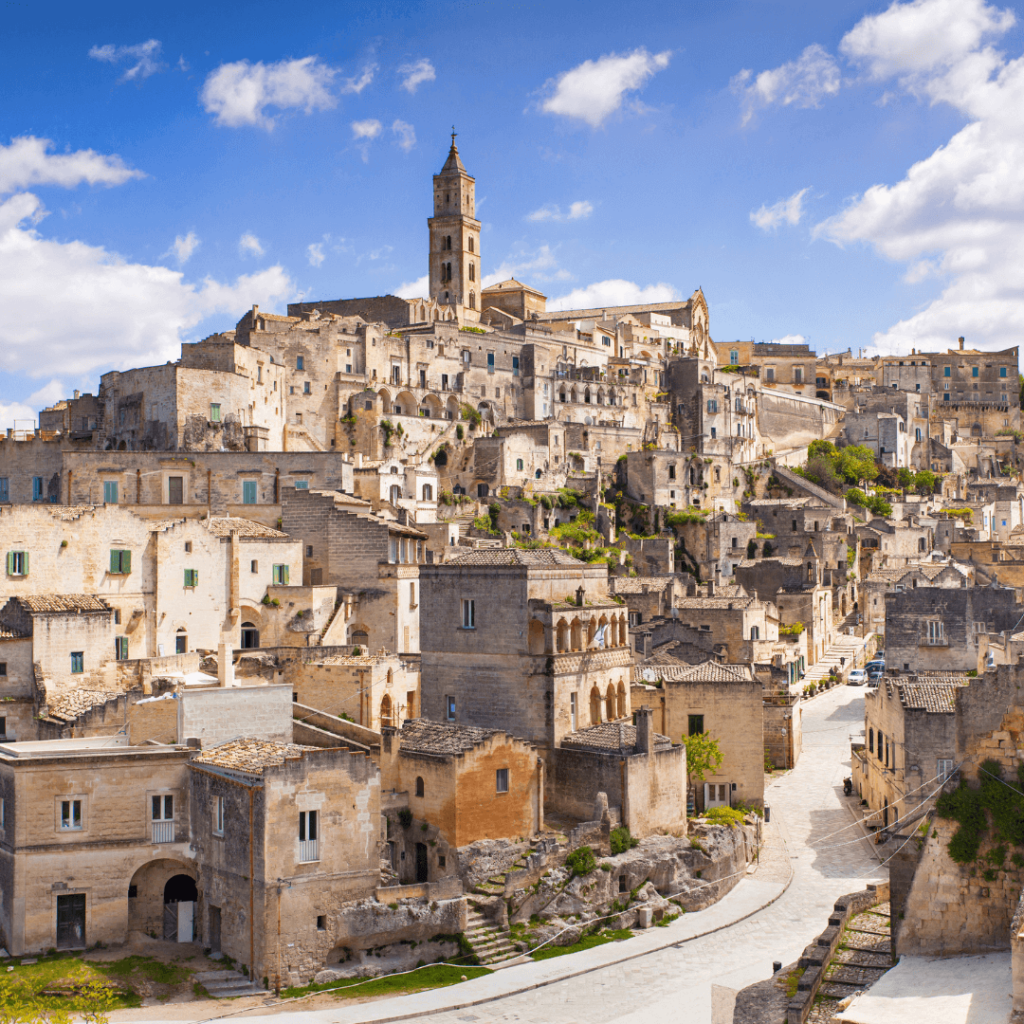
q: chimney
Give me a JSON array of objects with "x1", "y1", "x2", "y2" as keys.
[
  {"x1": 636, "y1": 706, "x2": 653, "y2": 755},
  {"x1": 707, "y1": 579, "x2": 715, "y2": 597},
  {"x1": 73, "y1": 390, "x2": 80, "y2": 400},
  {"x1": 217, "y1": 641, "x2": 235, "y2": 688},
  {"x1": 641, "y1": 631, "x2": 652, "y2": 659},
  {"x1": 959, "y1": 336, "x2": 965, "y2": 350}
]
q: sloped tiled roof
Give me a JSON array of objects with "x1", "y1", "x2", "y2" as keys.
[
  {"x1": 561, "y1": 720, "x2": 672, "y2": 753},
  {"x1": 205, "y1": 517, "x2": 288, "y2": 538},
  {"x1": 610, "y1": 575, "x2": 676, "y2": 594},
  {"x1": 896, "y1": 678, "x2": 968, "y2": 712},
  {"x1": 0, "y1": 624, "x2": 29, "y2": 639},
  {"x1": 676, "y1": 596, "x2": 756, "y2": 610},
  {"x1": 193, "y1": 739, "x2": 316, "y2": 774},
  {"x1": 398, "y1": 719, "x2": 527, "y2": 756},
  {"x1": 18, "y1": 595, "x2": 109, "y2": 614},
  {"x1": 635, "y1": 661, "x2": 752, "y2": 683},
  {"x1": 46, "y1": 690, "x2": 119, "y2": 722},
  {"x1": 446, "y1": 548, "x2": 584, "y2": 567}
]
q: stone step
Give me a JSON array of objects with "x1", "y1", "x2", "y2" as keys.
[{"x1": 193, "y1": 971, "x2": 265, "y2": 998}]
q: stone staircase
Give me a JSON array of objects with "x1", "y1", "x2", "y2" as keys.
[
  {"x1": 802, "y1": 632, "x2": 871, "y2": 685},
  {"x1": 193, "y1": 969, "x2": 266, "y2": 999},
  {"x1": 463, "y1": 906, "x2": 520, "y2": 966},
  {"x1": 472, "y1": 848, "x2": 534, "y2": 898}
]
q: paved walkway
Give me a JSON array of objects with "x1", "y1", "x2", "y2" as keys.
[
  {"x1": 835, "y1": 952, "x2": 1012, "y2": 1024},
  {"x1": 111, "y1": 686, "x2": 879, "y2": 1024}
]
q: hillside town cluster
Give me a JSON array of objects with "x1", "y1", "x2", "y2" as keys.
[{"x1": 3, "y1": 139, "x2": 1024, "y2": 1012}]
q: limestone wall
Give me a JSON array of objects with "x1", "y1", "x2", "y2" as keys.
[{"x1": 178, "y1": 684, "x2": 293, "y2": 747}]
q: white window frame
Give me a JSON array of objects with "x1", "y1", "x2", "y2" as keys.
[
  {"x1": 214, "y1": 795, "x2": 225, "y2": 836},
  {"x1": 461, "y1": 599, "x2": 476, "y2": 629},
  {"x1": 60, "y1": 798, "x2": 83, "y2": 831},
  {"x1": 496, "y1": 768, "x2": 509, "y2": 794}
]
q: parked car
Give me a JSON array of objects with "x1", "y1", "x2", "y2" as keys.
[{"x1": 847, "y1": 669, "x2": 867, "y2": 685}]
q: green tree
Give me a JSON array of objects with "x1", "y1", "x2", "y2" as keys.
[{"x1": 683, "y1": 731, "x2": 724, "y2": 788}]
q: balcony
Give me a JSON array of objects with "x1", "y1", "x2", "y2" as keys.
[
  {"x1": 299, "y1": 839, "x2": 319, "y2": 863},
  {"x1": 152, "y1": 820, "x2": 175, "y2": 843}
]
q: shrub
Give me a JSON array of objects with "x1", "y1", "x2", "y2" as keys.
[
  {"x1": 397, "y1": 808, "x2": 413, "y2": 829},
  {"x1": 701, "y1": 806, "x2": 746, "y2": 828},
  {"x1": 456, "y1": 424, "x2": 464, "y2": 441},
  {"x1": 609, "y1": 827, "x2": 638, "y2": 855},
  {"x1": 565, "y1": 846, "x2": 597, "y2": 877}
]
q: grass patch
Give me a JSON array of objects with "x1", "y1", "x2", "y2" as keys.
[
  {"x1": 530, "y1": 928, "x2": 633, "y2": 961},
  {"x1": 100, "y1": 955, "x2": 192, "y2": 986},
  {"x1": 279, "y1": 964, "x2": 491, "y2": 1000},
  {"x1": 0, "y1": 954, "x2": 144, "y2": 1012},
  {"x1": 784, "y1": 966, "x2": 806, "y2": 998}
]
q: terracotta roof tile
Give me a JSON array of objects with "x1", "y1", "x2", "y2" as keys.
[
  {"x1": 561, "y1": 720, "x2": 672, "y2": 753},
  {"x1": 446, "y1": 548, "x2": 585, "y2": 567},
  {"x1": 204, "y1": 517, "x2": 289, "y2": 538},
  {"x1": 18, "y1": 595, "x2": 109, "y2": 614},
  {"x1": 635, "y1": 661, "x2": 752, "y2": 683},
  {"x1": 46, "y1": 690, "x2": 119, "y2": 722},
  {"x1": 398, "y1": 719, "x2": 526, "y2": 756},
  {"x1": 895, "y1": 678, "x2": 968, "y2": 712},
  {"x1": 193, "y1": 739, "x2": 317, "y2": 774}
]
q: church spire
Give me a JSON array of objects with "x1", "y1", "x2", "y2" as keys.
[
  {"x1": 428, "y1": 134, "x2": 480, "y2": 316},
  {"x1": 440, "y1": 126, "x2": 467, "y2": 175}
]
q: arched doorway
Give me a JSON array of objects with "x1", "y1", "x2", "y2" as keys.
[
  {"x1": 175, "y1": 627, "x2": 188, "y2": 654},
  {"x1": 415, "y1": 842, "x2": 429, "y2": 883},
  {"x1": 163, "y1": 874, "x2": 198, "y2": 942},
  {"x1": 240, "y1": 621, "x2": 259, "y2": 649},
  {"x1": 380, "y1": 693, "x2": 394, "y2": 728}
]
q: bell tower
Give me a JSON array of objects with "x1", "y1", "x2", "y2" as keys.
[{"x1": 428, "y1": 129, "x2": 481, "y2": 317}]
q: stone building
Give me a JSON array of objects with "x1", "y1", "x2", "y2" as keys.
[
  {"x1": 852, "y1": 675, "x2": 966, "y2": 828},
  {"x1": 418, "y1": 549, "x2": 633, "y2": 766},
  {"x1": 188, "y1": 739, "x2": 381, "y2": 988},
  {"x1": 884, "y1": 581, "x2": 1022, "y2": 674},
  {"x1": 860, "y1": 560, "x2": 970, "y2": 638},
  {"x1": 380, "y1": 719, "x2": 541, "y2": 854},
  {"x1": 0, "y1": 737, "x2": 195, "y2": 955},
  {"x1": 631, "y1": 661, "x2": 764, "y2": 811}
]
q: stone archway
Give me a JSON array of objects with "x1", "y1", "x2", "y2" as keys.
[{"x1": 128, "y1": 859, "x2": 197, "y2": 942}]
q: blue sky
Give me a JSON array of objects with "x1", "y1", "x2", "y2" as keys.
[{"x1": 3, "y1": 0, "x2": 1023, "y2": 427}]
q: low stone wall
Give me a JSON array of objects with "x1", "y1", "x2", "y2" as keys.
[
  {"x1": 331, "y1": 894, "x2": 467, "y2": 952},
  {"x1": 785, "y1": 882, "x2": 889, "y2": 1024},
  {"x1": 375, "y1": 877, "x2": 462, "y2": 902}
]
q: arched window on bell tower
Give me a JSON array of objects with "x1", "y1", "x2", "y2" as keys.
[
  {"x1": 468, "y1": 236, "x2": 474, "y2": 253},
  {"x1": 469, "y1": 262, "x2": 475, "y2": 282}
]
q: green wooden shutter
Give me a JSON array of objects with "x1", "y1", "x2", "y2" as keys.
[
  {"x1": 282, "y1": 565, "x2": 289, "y2": 585},
  {"x1": 110, "y1": 550, "x2": 119, "y2": 573},
  {"x1": 22, "y1": 552, "x2": 27, "y2": 576},
  {"x1": 122, "y1": 550, "x2": 131, "y2": 574},
  {"x1": 5, "y1": 552, "x2": 11, "y2": 576}
]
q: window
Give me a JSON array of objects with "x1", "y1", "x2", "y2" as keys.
[
  {"x1": 0, "y1": 478, "x2": 7, "y2": 502},
  {"x1": 299, "y1": 810, "x2": 319, "y2": 861},
  {"x1": 296, "y1": 356, "x2": 304, "y2": 370},
  {"x1": 242, "y1": 480, "x2": 257, "y2": 504},
  {"x1": 294, "y1": 478, "x2": 309, "y2": 490},
  {"x1": 927, "y1": 620, "x2": 944, "y2": 643},
  {"x1": 512, "y1": 356, "x2": 520, "y2": 377},
  {"x1": 570, "y1": 693, "x2": 577, "y2": 731},
  {"x1": 468, "y1": 236, "x2": 474, "y2": 252},
  {"x1": 114, "y1": 637, "x2": 129, "y2": 661},
  {"x1": 175, "y1": 630, "x2": 187, "y2": 654},
  {"x1": 729, "y1": 350, "x2": 739, "y2": 364},
  {"x1": 210, "y1": 403, "x2": 221, "y2": 422},
  {"x1": 496, "y1": 768, "x2": 509, "y2": 794},
  {"x1": 869, "y1": 729, "x2": 874, "y2": 754},
  {"x1": 972, "y1": 366, "x2": 979, "y2": 377},
  {"x1": 765, "y1": 367, "x2": 775, "y2": 382},
  {"x1": 303, "y1": 382, "x2": 311, "y2": 394},
  {"x1": 487, "y1": 353, "x2": 495, "y2": 372},
  {"x1": 183, "y1": 569, "x2": 198, "y2": 588},
  {"x1": 70, "y1": 652, "x2": 84, "y2": 674},
  {"x1": 461, "y1": 599, "x2": 475, "y2": 629},
  {"x1": 688, "y1": 714, "x2": 705, "y2": 736},
  {"x1": 516, "y1": 458, "x2": 524, "y2": 471},
  {"x1": 103, "y1": 480, "x2": 118, "y2": 504},
  {"x1": 1001, "y1": 367, "x2": 1008, "y2": 378},
  {"x1": 793, "y1": 366, "x2": 803, "y2": 384},
  {"x1": 272, "y1": 564, "x2": 290, "y2": 585},
  {"x1": 469, "y1": 262, "x2": 475, "y2": 282},
  {"x1": 706, "y1": 399, "x2": 718, "y2": 413},
  {"x1": 750, "y1": 626, "x2": 760, "y2": 640},
  {"x1": 415, "y1": 776, "x2": 424, "y2": 797},
  {"x1": 109, "y1": 549, "x2": 131, "y2": 574},
  {"x1": 168, "y1": 476, "x2": 184, "y2": 505},
  {"x1": 0, "y1": 663, "x2": 6, "y2": 677},
  {"x1": 6, "y1": 551, "x2": 28, "y2": 577},
  {"x1": 938, "y1": 759, "x2": 954, "y2": 781},
  {"x1": 446, "y1": 695, "x2": 456, "y2": 721},
  {"x1": 32, "y1": 477, "x2": 44, "y2": 501},
  {"x1": 61, "y1": 799, "x2": 82, "y2": 830}
]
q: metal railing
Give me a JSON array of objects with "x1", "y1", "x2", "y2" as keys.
[
  {"x1": 152, "y1": 820, "x2": 174, "y2": 843},
  {"x1": 299, "y1": 839, "x2": 319, "y2": 863}
]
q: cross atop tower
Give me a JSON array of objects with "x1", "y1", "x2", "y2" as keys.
[{"x1": 451, "y1": 125, "x2": 457, "y2": 146}]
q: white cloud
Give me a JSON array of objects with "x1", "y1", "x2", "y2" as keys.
[
  {"x1": 750, "y1": 188, "x2": 810, "y2": 231},
  {"x1": 0, "y1": 380, "x2": 67, "y2": 432},
  {"x1": 0, "y1": 136, "x2": 143, "y2": 195},
  {"x1": 239, "y1": 233, "x2": 265, "y2": 258},
  {"x1": 0, "y1": 191, "x2": 295, "y2": 379},
  {"x1": 398, "y1": 58, "x2": 436, "y2": 94},
  {"x1": 527, "y1": 200, "x2": 594, "y2": 223},
  {"x1": 732, "y1": 44, "x2": 841, "y2": 125},
  {"x1": 201, "y1": 56, "x2": 337, "y2": 130},
  {"x1": 548, "y1": 279, "x2": 681, "y2": 312},
  {"x1": 540, "y1": 48, "x2": 671, "y2": 127},
  {"x1": 771, "y1": 334, "x2": 807, "y2": 346},
  {"x1": 307, "y1": 243, "x2": 325, "y2": 267},
  {"x1": 482, "y1": 245, "x2": 571, "y2": 288},
  {"x1": 341, "y1": 63, "x2": 376, "y2": 94},
  {"x1": 88, "y1": 39, "x2": 164, "y2": 81},
  {"x1": 392, "y1": 120, "x2": 416, "y2": 152},
  {"x1": 165, "y1": 231, "x2": 200, "y2": 265},
  {"x1": 351, "y1": 119, "x2": 383, "y2": 140},
  {"x1": 395, "y1": 274, "x2": 428, "y2": 298},
  {"x1": 816, "y1": 0, "x2": 1024, "y2": 353}
]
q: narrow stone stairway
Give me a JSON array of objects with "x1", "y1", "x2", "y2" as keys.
[
  {"x1": 802, "y1": 632, "x2": 871, "y2": 685},
  {"x1": 809, "y1": 901, "x2": 894, "y2": 1022},
  {"x1": 463, "y1": 906, "x2": 520, "y2": 966},
  {"x1": 193, "y1": 970, "x2": 267, "y2": 999},
  {"x1": 472, "y1": 849, "x2": 534, "y2": 898}
]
